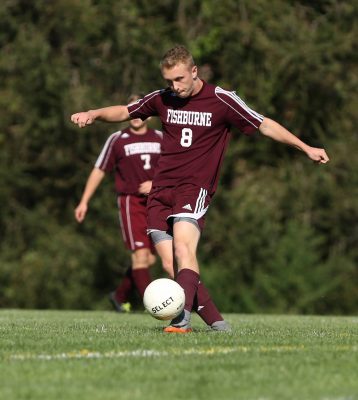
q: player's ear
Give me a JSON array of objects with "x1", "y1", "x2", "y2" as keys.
[{"x1": 192, "y1": 65, "x2": 198, "y2": 80}]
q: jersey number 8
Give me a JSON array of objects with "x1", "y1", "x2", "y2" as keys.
[{"x1": 180, "y1": 128, "x2": 193, "y2": 147}]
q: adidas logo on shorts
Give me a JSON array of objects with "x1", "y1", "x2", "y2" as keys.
[{"x1": 182, "y1": 204, "x2": 192, "y2": 211}]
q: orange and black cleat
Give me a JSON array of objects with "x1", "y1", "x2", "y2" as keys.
[{"x1": 163, "y1": 326, "x2": 193, "y2": 334}]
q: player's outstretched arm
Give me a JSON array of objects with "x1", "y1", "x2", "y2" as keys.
[
  {"x1": 74, "y1": 168, "x2": 105, "y2": 223},
  {"x1": 259, "y1": 117, "x2": 329, "y2": 164},
  {"x1": 71, "y1": 105, "x2": 130, "y2": 128}
]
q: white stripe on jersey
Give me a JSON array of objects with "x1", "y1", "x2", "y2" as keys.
[
  {"x1": 230, "y1": 90, "x2": 264, "y2": 120},
  {"x1": 215, "y1": 87, "x2": 264, "y2": 128},
  {"x1": 127, "y1": 90, "x2": 162, "y2": 115},
  {"x1": 95, "y1": 131, "x2": 122, "y2": 168}
]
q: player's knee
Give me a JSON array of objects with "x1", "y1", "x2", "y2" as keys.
[{"x1": 132, "y1": 249, "x2": 151, "y2": 269}]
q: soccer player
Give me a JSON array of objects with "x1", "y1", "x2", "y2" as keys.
[
  {"x1": 74, "y1": 94, "x2": 173, "y2": 312},
  {"x1": 71, "y1": 45, "x2": 329, "y2": 332}
]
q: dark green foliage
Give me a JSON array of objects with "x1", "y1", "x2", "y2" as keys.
[{"x1": 0, "y1": 0, "x2": 357, "y2": 313}]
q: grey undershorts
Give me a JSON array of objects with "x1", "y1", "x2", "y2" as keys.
[{"x1": 149, "y1": 217, "x2": 199, "y2": 245}]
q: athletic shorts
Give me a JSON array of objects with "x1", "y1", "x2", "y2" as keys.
[
  {"x1": 147, "y1": 184, "x2": 212, "y2": 233},
  {"x1": 117, "y1": 194, "x2": 154, "y2": 252}
]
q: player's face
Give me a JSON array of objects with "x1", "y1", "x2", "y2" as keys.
[{"x1": 162, "y1": 63, "x2": 198, "y2": 98}]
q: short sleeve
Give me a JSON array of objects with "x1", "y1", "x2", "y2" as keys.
[
  {"x1": 127, "y1": 90, "x2": 161, "y2": 120},
  {"x1": 215, "y1": 87, "x2": 264, "y2": 135},
  {"x1": 95, "y1": 132, "x2": 121, "y2": 172}
]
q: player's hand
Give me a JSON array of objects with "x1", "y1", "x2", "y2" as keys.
[
  {"x1": 71, "y1": 111, "x2": 95, "y2": 128},
  {"x1": 74, "y1": 203, "x2": 88, "y2": 223},
  {"x1": 305, "y1": 147, "x2": 330, "y2": 164},
  {"x1": 138, "y1": 181, "x2": 152, "y2": 195}
]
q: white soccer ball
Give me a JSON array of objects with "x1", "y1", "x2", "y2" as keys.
[{"x1": 143, "y1": 278, "x2": 185, "y2": 320}]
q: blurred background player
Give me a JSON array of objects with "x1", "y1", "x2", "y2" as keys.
[{"x1": 74, "y1": 94, "x2": 173, "y2": 312}]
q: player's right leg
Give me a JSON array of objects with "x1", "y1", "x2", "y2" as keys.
[
  {"x1": 162, "y1": 220, "x2": 200, "y2": 332},
  {"x1": 154, "y1": 238, "x2": 175, "y2": 278},
  {"x1": 150, "y1": 231, "x2": 192, "y2": 333},
  {"x1": 131, "y1": 248, "x2": 153, "y2": 298},
  {"x1": 152, "y1": 236, "x2": 192, "y2": 333}
]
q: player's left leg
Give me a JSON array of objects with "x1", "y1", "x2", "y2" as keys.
[
  {"x1": 172, "y1": 219, "x2": 230, "y2": 331},
  {"x1": 109, "y1": 194, "x2": 136, "y2": 312},
  {"x1": 194, "y1": 283, "x2": 231, "y2": 332},
  {"x1": 109, "y1": 264, "x2": 134, "y2": 312}
]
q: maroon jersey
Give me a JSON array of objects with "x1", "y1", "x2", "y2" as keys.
[
  {"x1": 95, "y1": 127, "x2": 162, "y2": 195},
  {"x1": 127, "y1": 82, "x2": 264, "y2": 193}
]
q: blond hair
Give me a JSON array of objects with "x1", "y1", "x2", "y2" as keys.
[{"x1": 160, "y1": 45, "x2": 195, "y2": 69}]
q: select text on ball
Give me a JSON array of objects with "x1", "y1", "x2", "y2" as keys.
[{"x1": 152, "y1": 296, "x2": 175, "y2": 314}]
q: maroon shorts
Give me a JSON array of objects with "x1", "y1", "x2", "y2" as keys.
[
  {"x1": 117, "y1": 194, "x2": 154, "y2": 252},
  {"x1": 147, "y1": 184, "x2": 212, "y2": 232}
]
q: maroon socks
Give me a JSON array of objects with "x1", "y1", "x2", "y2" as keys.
[
  {"x1": 194, "y1": 281, "x2": 224, "y2": 325},
  {"x1": 176, "y1": 268, "x2": 200, "y2": 312},
  {"x1": 131, "y1": 268, "x2": 152, "y2": 298},
  {"x1": 116, "y1": 266, "x2": 223, "y2": 326},
  {"x1": 115, "y1": 267, "x2": 152, "y2": 301},
  {"x1": 115, "y1": 267, "x2": 134, "y2": 303},
  {"x1": 176, "y1": 268, "x2": 224, "y2": 325}
]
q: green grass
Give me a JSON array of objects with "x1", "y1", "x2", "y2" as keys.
[{"x1": 0, "y1": 310, "x2": 357, "y2": 400}]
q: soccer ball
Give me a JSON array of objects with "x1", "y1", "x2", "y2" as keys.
[{"x1": 143, "y1": 278, "x2": 185, "y2": 320}]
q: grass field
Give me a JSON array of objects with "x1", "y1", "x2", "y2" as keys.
[{"x1": 0, "y1": 310, "x2": 357, "y2": 400}]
